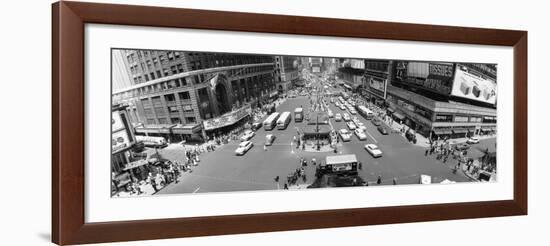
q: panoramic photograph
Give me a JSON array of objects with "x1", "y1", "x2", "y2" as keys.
[{"x1": 110, "y1": 49, "x2": 497, "y2": 197}]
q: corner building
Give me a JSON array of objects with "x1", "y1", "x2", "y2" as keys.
[
  {"x1": 112, "y1": 50, "x2": 276, "y2": 142},
  {"x1": 386, "y1": 61, "x2": 497, "y2": 140}
]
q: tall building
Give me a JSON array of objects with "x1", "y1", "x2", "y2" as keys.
[
  {"x1": 362, "y1": 59, "x2": 392, "y2": 106},
  {"x1": 310, "y1": 57, "x2": 322, "y2": 73},
  {"x1": 274, "y1": 56, "x2": 299, "y2": 93},
  {"x1": 112, "y1": 49, "x2": 276, "y2": 142},
  {"x1": 386, "y1": 61, "x2": 497, "y2": 139},
  {"x1": 338, "y1": 59, "x2": 365, "y2": 91}
]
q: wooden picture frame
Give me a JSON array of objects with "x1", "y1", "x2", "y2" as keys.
[{"x1": 52, "y1": 1, "x2": 527, "y2": 245}]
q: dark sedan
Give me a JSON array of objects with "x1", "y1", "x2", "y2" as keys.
[
  {"x1": 377, "y1": 126, "x2": 388, "y2": 135},
  {"x1": 371, "y1": 117, "x2": 382, "y2": 126},
  {"x1": 455, "y1": 143, "x2": 471, "y2": 151}
]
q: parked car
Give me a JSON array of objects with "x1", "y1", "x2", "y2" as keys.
[
  {"x1": 377, "y1": 126, "x2": 388, "y2": 135},
  {"x1": 467, "y1": 137, "x2": 480, "y2": 144},
  {"x1": 364, "y1": 144, "x2": 383, "y2": 157},
  {"x1": 338, "y1": 129, "x2": 352, "y2": 142},
  {"x1": 240, "y1": 130, "x2": 255, "y2": 141},
  {"x1": 455, "y1": 143, "x2": 471, "y2": 151},
  {"x1": 371, "y1": 117, "x2": 382, "y2": 126},
  {"x1": 354, "y1": 129, "x2": 367, "y2": 141},
  {"x1": 235, "y1": 141, "x2": 253, "y2": 155},
  {"x1": 328, "y1": 110, "x2": 334, "y2": 118},
  {"x1": 265, "y1": 134, "x2": 276, "y2": 146},
  {"x1": 335, "y1": 113, "x2": 342, "y2": 122},
  {"x1": 347, "y1": 121, "x2": 357, "y2": 130},
  {"x1": 251, "y1": 122, "x2": 263, "y2": 131}
]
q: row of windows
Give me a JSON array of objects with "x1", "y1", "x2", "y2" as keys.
[
  {"x1": 145, "y1": 116, "x2": 196, "y2": 125},
  {"x1": 434, "y1": 114, "x2": 496, "y2": 123}
]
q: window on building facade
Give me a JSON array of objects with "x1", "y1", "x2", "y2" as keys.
[
  {"x1": 482, "y1": 116, "x2": 497, "y2": 123},
  {"x1": 146, "y1": 119, "x2": 156, "y2": 125},
  {"x1": 167, "y1": 52, "x2": 174, "y2": 60},
  {"x1": 171, "y1": 65, "x2": 177, "y2": 74},
  {"x1": 470, "y1": 116, "x2": 482, "y2": 123},
  {"x1": 168, "y1": 106, "x2": 178, "y2": 113},
  {"x1": 182, "y1": 104, "x2": 193, "y2": 112},
  {"x1": 179, "y1": 91, "x2": 191, "y2": 101},
  {"x1": 151, "y1": 96, "x2": 161, "y2": 104},
  {"x1": 454, "y1": 115, "x2": 469, "y2": 122},
  {"x1": 177, "y1": 64, "x2": 184, "y2": 73},
  {"x1": 143, "y1": 108, "x2": 154, "y2": 117},
  {"x1": 163, "y1": 68, "x2": 169, "y2": 76},
  {"x1": 171, "y1": 117, "x2": 181, "y2": 124},
  {"x1": 158, "y1": 118, "x2": 168, "y2": 124},
  {"x1": 144, "y1": 74, "x2": 149, "y2": 81},
  {"x1": 153, "y1": 57, "x2": 158, "y2": 65},
  {"x1": 164, "y1": 94, "x2": 176, "y2": 102},
  {"x1": 174, "y1": 51, "x2": 180, "y2": 58},
  {"x1": 185, "y1": 117, "x2": 196, "y2": 124},
  {"x1": 434, "y1": 114, "x2": 453, "y2": 122}
]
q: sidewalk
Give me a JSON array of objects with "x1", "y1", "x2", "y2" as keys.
[{"x1": 382, "y1": 116, "x2": 496, "y2": 148}]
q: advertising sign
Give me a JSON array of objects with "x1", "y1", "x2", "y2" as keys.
[
  {"x1": 396, "y1": 62, "x2": 454, "y2": 95},
  {"x1": 451, "y1": 65, "x2": 497, "y2": 105},
  {"x1": 112, "y1": 112, "x2": 125, "y2": 132},
  {"x1": 112, "y1": 130, "x2": 130, "y2": 153},
  {"x1": 369, "y1": 77, "x2": 386, "y2": 92},
  {"x1": 203, "y1": 105, "x2": 252, "y2": 130}
]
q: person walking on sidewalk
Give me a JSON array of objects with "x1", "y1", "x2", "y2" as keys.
[{"x1": 377, "y1": 175, "x2": 382, "y2": 185}]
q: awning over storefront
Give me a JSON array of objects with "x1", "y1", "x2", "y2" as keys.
[
  {"x1": 343, "y1": 84, "x2": 353, "y2": 90},
  {"x1": 172, "y1": 124, "x2": 202, "y2": 135},
  {"x1": 135, "y1": 124, "x2": 176, "y2": 134},
  {"x1": 203, "y1": 105, "x2": 252, "y2": 131},
  {"x1": 393, "y1": 112, "x2": 405, "y2": 120},
  {"x1": 122, "y1": 159, "x2": 150, "y2": 171},
  {"x1": 452, "y1": 128, "x2": 469, "y2": 134},
  {"x1": 302, "y1": 125, "x2": 332, "y2": 136},
  {"x1": 433, "y1": 129, "x2": 452, "y2": 135}
]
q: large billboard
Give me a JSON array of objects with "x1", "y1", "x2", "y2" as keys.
[
  {"x1": 369, "y1": 77, "x2": 386, "y2": 92},
  {"x1": 451, "y1": 65, "x2": 497, "y2": 105},
  {"x1": 395, "y1": 62, "x2": 454, "y2": 95},
  {"x1": 203, "y1": 105, "x2": 252, "y2": 131}
]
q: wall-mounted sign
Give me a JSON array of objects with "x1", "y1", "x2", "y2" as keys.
[
  {"x1": 112, "y1": 112, "x2": 125, "y2": 132},
  {"x1": 451, "y1": 65, "x2": 497, "y2": 105},
  {"x1": 203, "y1": 105, "x2": 252, "y2": 131},
  {"x1": 112, "y1": 130, "x2": 130, "y2": 153}
]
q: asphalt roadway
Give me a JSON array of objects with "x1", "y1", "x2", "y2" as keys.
[{"x1": 156, "y1": 91, "x2": 496, "y2": 195}]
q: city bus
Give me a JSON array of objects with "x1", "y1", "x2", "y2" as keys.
[
  {"x1": 135, "y1": 135, "x2": 168, "y2": 148},
  {"x1": 294, "y1": 107, "x2": 304, "y2": 122},
  {"x1": 263, "y1": 112, "x2": 280, "y2": 131},
  {"x1": 357, "y1": 105, "x2": 375, "y2": 120},
  {"x1": 277, "y1": 111, "x2": 292, "y2": 130},
  {"x1": 321, "y1": 154, "x2": 359, "y2": 176}
]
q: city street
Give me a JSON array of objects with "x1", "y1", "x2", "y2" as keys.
[{"x1": 156, "y1": 86, "x2": 495, "y2": 194}]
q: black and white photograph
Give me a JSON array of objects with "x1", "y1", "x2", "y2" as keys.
[{"x1": 110, "y1": 49, "x2": 497, "y2": 197}]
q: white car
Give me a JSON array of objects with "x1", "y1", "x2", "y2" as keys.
[
  {"x1": 328, "y1": 111, "x2": 334, "y2": 118},
  {"x1": 347, "y1": 121, "x2": 357, "y2": 130},
  {"x1": 339, "y1": 105, "x2": 346, "y2": 110},
  {"x1": 235, "y1": 141, "x2": 253, "y2": 155},
  {"x1": 365, "y1": 144, "x2": 383, "y2": 157},
  {"x1": 339, "y1": 129, "x2": 352, "y2": 142},
  {"x1": 354, "y1": 129, "x2": 367, "y2": 141},
  {"x1": 335, "y1": 113, "x2": 342, "y2": 122},
  {"x1": 467, "y1": 137, "x2": 480, "y2": 144},
  {"x1": 343, "y1": 113, "x2": 351, "y2": 121},
  {"x1": 350, "y1": 109, "x2": 357, "y2": 115},
  {"x1": 240, "y1": 130, "x2": 255, "y2": 141}
]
